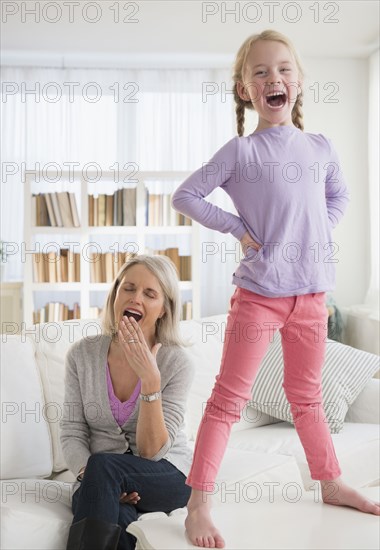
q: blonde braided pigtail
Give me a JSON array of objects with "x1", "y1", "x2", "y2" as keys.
[
  {"x1": 292, "y1": 91, "x2": 304, "y2": 131},
  {"x1": 233, "y1": 83, "x2": 248, "y2": 137}
]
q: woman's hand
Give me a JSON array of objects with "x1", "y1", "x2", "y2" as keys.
[
  {"x1": 119, "y1": 491, "x2": 140, "y2": 505},
  {"x1": 118, "y1": 316, "x2": 161, "y2": 390},
  {"x1": 240, "y1": 231, "x2": 262, "y2": 256}
]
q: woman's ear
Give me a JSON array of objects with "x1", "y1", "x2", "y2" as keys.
[{"x1": 236, "y1": 81, "x2": 250, "y2": 102}]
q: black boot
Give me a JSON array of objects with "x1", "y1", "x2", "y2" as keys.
[{"x1": 66, "y1": 517, "x2": 122, "y2": 550}]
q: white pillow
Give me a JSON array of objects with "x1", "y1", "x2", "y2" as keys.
[
  {"x1": 29, "y1": 319, "x2": 102, "y2": 472},
  {"x1": 345, "y1": 378, "x2": 380, "y2": 424},
  {"x1": 250, "y1": 330, "x2": 380, "y2": 433},
  {"x1": 0, "y1": 336, "x2": 53, "y2": 479},
  {"x1": 180, "y1": 317, "x2": 280, "y2": 440}
]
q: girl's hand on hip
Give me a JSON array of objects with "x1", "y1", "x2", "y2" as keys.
[
  {"x1": 118, "y1": 316, "x2": 161, "y2": 384},
  {"x1": 240, "y1": 231, "x2": 262, "y2": 256}
]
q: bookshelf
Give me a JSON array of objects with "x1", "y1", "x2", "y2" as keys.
[{"x1": 23, "y1": 170, "x2": 201, "y2": 326}]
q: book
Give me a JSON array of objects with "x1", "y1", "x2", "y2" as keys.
[
  {"x1": 165, "y1": 248, "x2": 180, "y2": 274},
  {"x1": 47, "y1": 251, "x2": 57, "y2": 283},
  {"x1": 88, "y1": 195, "x2": 94, "y2": 226},
  {"x1": 51, "y1": 193, "x2": 63, "y2": 227},
  {"x1": 123, "y1": 188, "x2": 136, "y2": 226},
  {"x1": 105, "y1": 195, "x2": 114, "y2": 226},
  {"x1": 98, "y1": 194, "x2": 106, "y2": 226},
  {"x1": 36, "y1": 194, "x2": 50, "y2": 226},
  {"x1": 93, "y1": 196, "x2": 99, "y2": 226},
  {"x1": 73, "y1": 302, "x2": 81, "y2": 319},
  {"x1": 67, "y1": 249, "x2": 76, "y2": 282},
  {"x1": 56, "y1": 192, "x2": 73, "y2": 227},
  {"x1": 116, "y1": 189, "x2": 123, "y2": 226},
  {"x1": 69, "y1": 193, "x2": 80, "y2": 227},
  {"x1": 74, "y1": 252, "x2": 80, "y2": 281},
  {"x1": 60, "y1": 249, "x2": 68, "y2": 282},
  {"x1": 40, "y1": 253, "x2": 49, "y2": 283},
  {"x1": 89, "y1": 252, "x2": 97, "y2": 283},
  {"x1": 179, "y1": 255, "x2": 192, "y2": 281},
  {"x1": 45, "y1": 194, "x2": 57, "y2": 226},
  {"x1": 32, "y1": 253, "x2": 41, "y2": 282}
]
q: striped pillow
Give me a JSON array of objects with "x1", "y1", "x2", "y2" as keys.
[{"x1": 250, "y1": 331, "x2": 380, "y2": 433}]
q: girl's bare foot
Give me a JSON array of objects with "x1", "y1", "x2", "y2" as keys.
[
  {"x1": 185, "y1": 489, "x2": 225, "y2": 548},
  {"x1": 321, "y1": 477, "x2": 380, "y2": 515}
]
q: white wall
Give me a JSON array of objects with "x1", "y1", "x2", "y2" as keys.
[{"x1": 302, "y1": 57, "x2": 369, "y2": 308}]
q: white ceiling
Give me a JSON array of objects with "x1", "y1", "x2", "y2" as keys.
[{"x1": 1, "y1": 0, "x2": 379, "y2": 67}]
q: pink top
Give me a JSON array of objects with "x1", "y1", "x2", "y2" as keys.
[{"x1": 106, "y1": 362, "x2": 141, "y2": 427}]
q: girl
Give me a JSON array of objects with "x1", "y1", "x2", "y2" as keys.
[{"x1": 171, "y1": 30, "x2": 380, "y2": 548}]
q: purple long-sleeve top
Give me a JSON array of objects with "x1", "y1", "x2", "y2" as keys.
[{"x1": 172, "y1": 125, "x2": 350, "y2": 297}]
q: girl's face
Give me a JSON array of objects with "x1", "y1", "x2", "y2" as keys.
[
  {"x1": 237, "y1": 40, "x2": 302, "y2": 131},
  {"x1": 113, "y1": 264, "x2": 165, "y2": 346}
]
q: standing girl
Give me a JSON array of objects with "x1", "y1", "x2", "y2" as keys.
[{"x1": 172, "y1": 29, "x2": 380, "y2": 548}]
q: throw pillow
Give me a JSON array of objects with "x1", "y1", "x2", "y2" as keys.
[{"x1": 249, "y1": 330, "x2": 379, "y2": 433}]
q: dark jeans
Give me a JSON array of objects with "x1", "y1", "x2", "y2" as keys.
[{"x1": 71, "y1": 452, "x2": 191, "y2": 550}]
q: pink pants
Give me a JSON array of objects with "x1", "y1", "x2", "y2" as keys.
[{"x1": 186, "y1": 287, "x2": 342, "y2": 491}]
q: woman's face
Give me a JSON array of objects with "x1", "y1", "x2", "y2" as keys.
[
  {"x1": 113, "y1": 264, "x2": 165, "y2": 343},
  {"x1": 237, "y1": 40, "x2": 302, "y2": 130}
]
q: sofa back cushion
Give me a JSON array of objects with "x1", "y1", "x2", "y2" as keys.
[
  {"x1": 180, "y1": 315, "x2": 280, "y2": 440},
  {"x1": 30, "y1": 319, "x2": 102, "y2": 473},
  {"x1": 0, "y1": 335, "x2": 53, "y2": 479}
]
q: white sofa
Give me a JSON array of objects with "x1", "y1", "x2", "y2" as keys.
[{"x1": 1, "y1": 316, "x2": 379, "y2": 550}]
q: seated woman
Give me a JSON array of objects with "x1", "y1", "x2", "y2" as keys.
[{"x1": 60, "y1": 254, "x2": 194, "y2": 550}]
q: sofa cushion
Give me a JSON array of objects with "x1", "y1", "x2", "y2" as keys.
[
  {"x1": 0, "y1": 336, "x2": 53, "y2": 479},
  {"x1": 187, "y1": 440, "x2": 304, "y2": 498},
  {"x1": 0, "y1": 479, "x2": 72, "y2": 549},
  {"x1": 345, "y1": 378, "x2": 380, "y2": 424},
  {"x1": 249, "y1": 329, "x2": 379, "y2": 433},
  {"x1": 228, "y1": 422, "x2": 380, "y2": 491},
  {"x1": 126, "y1": 486, "x2": 380, "y2": 550},
  {"x1": 180, "y1": 316, "x2": 281, "y2": 441},
  {"x1": 29, "y1": 319, "x2": 103, "y2": 473}
]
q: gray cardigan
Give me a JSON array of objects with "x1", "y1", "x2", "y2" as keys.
[{"x1": 60, "y1": 334, "x2": 195, "y2": 477}]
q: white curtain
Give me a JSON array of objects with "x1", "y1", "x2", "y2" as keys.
[
  {"x1": 1, "y1": 66, "x2": 252, "y2": 316},
  {"x1": 364, "y1": 49, "x2": 380, "y2": 315}
]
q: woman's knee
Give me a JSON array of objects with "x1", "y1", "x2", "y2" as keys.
[{"x1": 85, "y1": 453, "x2": 117, "y2": 475}]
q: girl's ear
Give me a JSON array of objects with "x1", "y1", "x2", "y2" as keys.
[{"x1": 236, "y1": 81, "x2": 250, "y2": 102}]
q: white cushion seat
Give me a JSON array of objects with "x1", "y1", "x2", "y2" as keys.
[
  {"x1": 0, "y1": 479, "x2": 73, "y2": 550},
  {"x1": 228, "y1": 422, "x2": 380, "y2": 490},
  {"x1": 127, "y1": 487, "x2": 380, "y2": 550}
]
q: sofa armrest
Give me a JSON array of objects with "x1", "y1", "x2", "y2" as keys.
[{"x1": 345, "y1": 378, "x2": 380, "y2": 423}]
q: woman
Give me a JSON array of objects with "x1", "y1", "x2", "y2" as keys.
[{"x1": 60, "y1": 254, "x2": 194, "y2": 550}]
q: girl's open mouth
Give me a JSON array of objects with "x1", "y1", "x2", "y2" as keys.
[{"x1": 265, "y1": 92, "x2": 287, "y2": 109}]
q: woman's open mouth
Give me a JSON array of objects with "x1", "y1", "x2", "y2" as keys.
[
  {"x1": 123, "y1": 309, "x2": 143, "y2": 322},
  {"x1": 265, "y1": 91, "x2": 287, "y2": 109}
]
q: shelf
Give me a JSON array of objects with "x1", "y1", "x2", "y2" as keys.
[
  {"x1": 31, "y1": 226, "x2": 81, "y2": 234},
  {"x1": 87, "y1": 226, "x2": 138, "y2": 234},
  {"x1": 24, "y1": 170, "x2": 201, "y2": 325},
  {"x1": 143, "y1": 226, "x2": 192, "y2": 235},
  {"x1": 31, "y1": 283, "x2": 82, "y2": 291}
]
